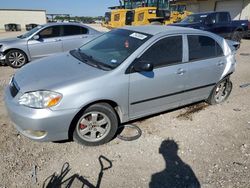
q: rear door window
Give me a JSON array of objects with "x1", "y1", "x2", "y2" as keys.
[
  {"x1": 217, "y1": 12, "x2": 230, "y2": 23},
  {"x1": 39, "y1": 26, "x2": 61, "y2": 38},
  {"x1": 139, "y1": 36, "x2": 183, "y2": 68},
  {"x1": 188, "y1": 35, "x2": 224, "y2": 61},
  {"x1": 62, "y1": 25, "x2": 88, "y2": 36}
]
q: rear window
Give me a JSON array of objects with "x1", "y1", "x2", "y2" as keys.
[
  {"x1": 188, "y1": 35, "x2": 224, "y2": 61},
  {"x1": 217, "y1": 12, "x2": 230, "y2": 23}
]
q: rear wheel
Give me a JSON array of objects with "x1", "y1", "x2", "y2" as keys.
[
  {"x1": 6, "y1": 50, "x2": 28, "y2": 68},
  {"x1": 73, "y1": 103, "x2": 118, "y2": 146},
  {"x1": 232, "y1": 31, "x2": 243, "y2": 42},
  {"x1": 207, "y1": 78, "x2": 232, "y2": 105}
]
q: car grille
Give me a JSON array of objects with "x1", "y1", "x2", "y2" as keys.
[{"x1": 9, "y1": 78, "x2": 19, "y2": 98}]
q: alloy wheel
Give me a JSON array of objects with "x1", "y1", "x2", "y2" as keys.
[{"x1": 76, "y1": 111, "x2": 111, "y2": 142}]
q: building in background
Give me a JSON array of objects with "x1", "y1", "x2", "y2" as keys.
[
  {"x1": 175, "y1": 0, "x2": 250, "y2": 20},
  {"x1": 0, "y1": 9, "x2": 47, "y2": 32}
]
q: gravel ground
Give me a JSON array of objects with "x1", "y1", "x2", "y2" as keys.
[{"x1": 0, "y1": 26, "x2": 249, "y2": 188}]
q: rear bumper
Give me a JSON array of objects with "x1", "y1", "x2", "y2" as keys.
[{"x1": 4, "y1": 86, "x2": 79, "y2": 142}]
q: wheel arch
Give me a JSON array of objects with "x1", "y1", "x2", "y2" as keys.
[
  {"x1": 68, "y1": 99, "x2": 123, "y2": 140},
  {"x1": 3, "y1": 48, "x2": 30, "y2": 61},
  {"x1": 234, "y1": 27, "x2": 243, "y2": 32}
]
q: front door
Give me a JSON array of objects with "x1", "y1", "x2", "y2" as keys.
[
  {"x1": 28, "y1": 25, "x2": 63, "y2": 59},
  {"x1": 129, "y1": 35, "x2": 188, "y2": 119}
]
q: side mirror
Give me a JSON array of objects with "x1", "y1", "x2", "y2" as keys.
[
  {"x1": 133, "y1": 61, "x2": 154, "y2": 72},
  {"x1": 33, "y1": 35, "x2": 40, "y2": 40}
]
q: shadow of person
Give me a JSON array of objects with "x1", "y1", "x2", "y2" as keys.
[{"x1": 149, "y1": 139, "x2": 200, "y2": 188}]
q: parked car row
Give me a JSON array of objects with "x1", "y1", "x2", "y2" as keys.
[
  {"x1": 0, "y1": 23, "x2": 101, "y2": 68},
  {"x1": 4, "y1": 25, "x2": 238, "y2": 146}
]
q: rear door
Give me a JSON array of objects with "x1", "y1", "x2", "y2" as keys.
[
  {"x1": 129, "y1": 35, "x2": 189, "y2": 119},
  {"x1": 61, "y1": 25, "x2": 91, "y2": 51},
  {"x1": 183, "y1": 34, "x2": 226, "y2": 103},
  {"x1": 28, "y1": 25, "x2": 63, "y2": 59}
]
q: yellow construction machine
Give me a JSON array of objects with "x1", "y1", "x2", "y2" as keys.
[
  {"x1": 102, "y1": 0, "x2": 191, "y2": 29},
  {"x1": 169, "y1": 2, "x2": 192, "y2": 23}
]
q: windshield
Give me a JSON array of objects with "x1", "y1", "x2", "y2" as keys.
[
  {"x1": 181, "y1": 14, "x2": 208, "y2": 23},
  {"x1": 76, "y1": 29, "x2": 151, "y2": 70},
  {"x1": 170, "y1": 4, "x2": 186, "y2": 12},
  {"x1": 18, "y1": 25, "x2": 43, "y2": 39},
  {"x1": 148, "y1": 0, "x2": 169, "y2": 8},
  {"x1": 124, "y1": 0, "x2": 169, "y2": 9}
]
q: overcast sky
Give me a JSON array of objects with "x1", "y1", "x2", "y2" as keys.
[{"x1": 1, "y1": 0, "x2": 119, "y2": 16}]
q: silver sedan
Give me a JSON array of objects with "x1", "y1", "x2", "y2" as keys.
[
  {"x1": 4, "y1": 25, "x2": 238, "y2": 146},
  {"x1": 0, "y1": 22, "x2": 101, "y2": 68}
]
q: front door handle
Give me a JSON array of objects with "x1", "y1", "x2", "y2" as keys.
[
  {"x1": 55, "y1": 39, "x2": 62, "y2": 42},
  {"x1": 176, "y1": 68, "x2": 186, "y2": 75}
]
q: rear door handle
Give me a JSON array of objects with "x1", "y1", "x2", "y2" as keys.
[
  {"x1": 55, "y1": 39, "x2": 62, "y2": 42},
  {"x1": 176, "y1": 68, "x2": 186, "y2": 75}
]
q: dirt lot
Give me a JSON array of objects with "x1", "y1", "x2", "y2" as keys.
[{"x1": 0, "y1": 27, "x2": 249, "y2": 188}]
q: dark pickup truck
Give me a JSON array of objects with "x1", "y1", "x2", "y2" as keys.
[{"x1": 171, "y1": 11, "x2": 248, "y2": 42}]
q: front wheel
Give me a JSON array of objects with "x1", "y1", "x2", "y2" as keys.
[
  {"x1": 207, "y1": 78, "x2": 232, "y2": 105},
  {"x1": 73, "y1": 103, "x2": 118, "y2": 146},
  {"x1": 6, "y1": 50, "x2": 28, "y2": 68}
]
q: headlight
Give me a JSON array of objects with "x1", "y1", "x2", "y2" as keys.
[
  {"x1": 19, "y1": 90, "x2": 62, "y2": 109},
  {"x1": 148, "y1": 9, "x2": 156, "y2": 14}
]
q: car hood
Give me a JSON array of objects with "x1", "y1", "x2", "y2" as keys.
[
  {"x1": 0, "y1": 37, "x2": 23, "y2": 44},
  {"x1": 14, "y1": 52, "x2": 107, "y2": 92}
]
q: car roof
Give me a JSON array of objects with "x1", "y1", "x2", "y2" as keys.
[
  {"x1": 39, "y1": 22, "x2": 99, "y2": 32},
  {"x1": 191, "y1": 11, "x2": 228, "y2": 15},
  {"x1": 122, "y1": 25, "x2": 200, "y2": 36},
  {"x1": 41, "y1": 22, "x2": 89, "y2": 27}
]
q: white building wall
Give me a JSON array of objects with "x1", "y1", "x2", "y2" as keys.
[
  {"x1": 0, "y1": 9, "x2": 47, "y2": 31},
  {"x1": 241, "y1": 0, "x2": 250, "y2": 20}
]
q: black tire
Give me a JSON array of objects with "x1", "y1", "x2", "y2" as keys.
[
  {"x1": 73, "y1": 103, "x2": 118, "y2": 146},
  {"x1": 6, "y1": 49, "x2": 28, "y2": 68},
  {"x1": 207, "y1": 78, "x2": 232, "y2": 105},
  {"x1": 232, "y1": 31, "x2": 243, "y2": 43}
]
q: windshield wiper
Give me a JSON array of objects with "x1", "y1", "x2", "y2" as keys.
[{"x1": 78, "y1": 49, "x2": 112, "y2": 70}]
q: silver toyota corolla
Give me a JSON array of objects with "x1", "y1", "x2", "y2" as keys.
[
  {"x1": 4, "y1": 25, "x2": 238, "y2": 146},
  {"x1": 0, "y1": 22, "x2": 101, "y2": 68}
]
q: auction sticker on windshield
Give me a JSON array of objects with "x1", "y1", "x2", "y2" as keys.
[{"x1": 130, "y1": 33, "x2": 147, "y2": 40}]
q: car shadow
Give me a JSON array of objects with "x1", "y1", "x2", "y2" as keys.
[
  {"x1": 0, "y1": 62, "x2": 7, "y2": 66},
  {"x1": 149, "y1": 139, "x2": 201, "y2": 188},
  {"x1": 42, "y1": 155, "x2": 112, "y2": 188}
]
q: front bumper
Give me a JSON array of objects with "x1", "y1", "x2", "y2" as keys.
[
  {"x1": 4, "y1": 86, "x2": 79, "y2": 142},
  {"x1": 0, "y1": 52, "x2": 6, "y2": 61}
]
